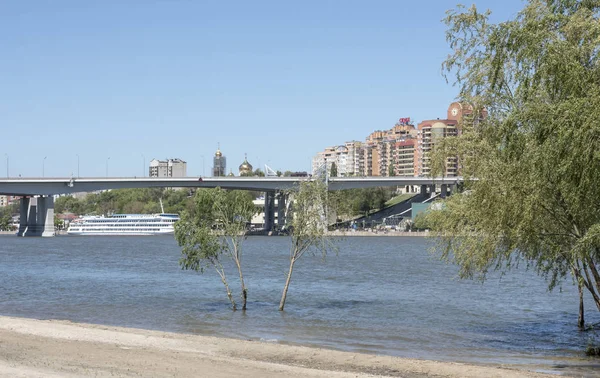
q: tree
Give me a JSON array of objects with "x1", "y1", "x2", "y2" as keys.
[
  {"x1": 428, "y1": 0, "x2": 600, "y2": 328},
  {"x1": 330, "y1": 162, "x2": 338, "y2": 178},
  {"x1": 388, "y1": 163, "x2": 395, "y2": 177},
  {"x1": 175, "y1": 188, "x2": 256, "y2": 310},
  {"x1": 253, "y1": 169, "x2": 265, "y2": 177},
  {"x1": 279, "y1": 180, "x2": 335, "y2": 311}
]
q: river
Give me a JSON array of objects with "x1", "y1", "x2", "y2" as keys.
[{"x1": 0, "y1": 235, "x2": 598, "y2": 374}]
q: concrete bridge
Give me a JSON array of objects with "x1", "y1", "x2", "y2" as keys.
[{"x1": 0, "y1": 176, "x2": 462, "y2": 237}]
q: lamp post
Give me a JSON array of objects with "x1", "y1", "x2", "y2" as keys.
[
  {"x1": 142, "y1": 154, "x2": 145, "y2": 177},
  {"x1": 76, "y1": 154, "x2": 80, "y2": 178},
  {"x1": 4, "y1": 154, "x2": 8, "y2": 178},
  {"x1": 106, "y1": 157, "x2": 110, "y2": 177},
  {"x1": 42, "y1": 156, "x2": 47, "y2": 177},
  {"x1": 200, "y1": 155, "x2": 205, "y2": 177}
]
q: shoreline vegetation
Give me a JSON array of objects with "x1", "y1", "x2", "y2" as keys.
[{"x1": 0, "y1": 315, "x2": 555, "y2": 378}]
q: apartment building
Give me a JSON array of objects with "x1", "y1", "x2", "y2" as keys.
[
  {"x1": 149, "y1": 158, "x2": 187, "y2": 177},
  {"x1": 311, "y1": 104, "x2": 482, "y2": 177}
]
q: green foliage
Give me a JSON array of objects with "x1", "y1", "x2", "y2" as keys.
[
  {"x1": 328, "y1": 188, "x2": 396, "y2": 221},
  {"x1": 0, "y1": 204, "x2": 17, "y2": 231},
  {"x1": 53, "y1": 188, "x2": 194, "y2": 216},
  {"x1": 384, "y1": 193, "x2": 416, "y2": 208},
  {"x1": 53, "y1": 215, "x2": 65, "y2": 230},
  {"x1": 388, "y1": 163, "x2": 395, "y2": 177},
  {"x1": 0, "y1": 215, "x2": 11, "y2": 231},
  {"x1": 174, "y1": 188, "x2": 256, "y2": 310},
  {"x1": 430, "y1": 0, "x2": 600, "y2": 322},
  {"x1": 412, "y1": 212, "x2": 431, "y2": 231},
  {"x1": 330, "y1": 162, "x2": 338, "y2": 178}
]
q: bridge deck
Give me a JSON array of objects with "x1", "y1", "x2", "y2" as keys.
[{"x1": 0, "y1": 176, "x2": 462, "y2": 196}]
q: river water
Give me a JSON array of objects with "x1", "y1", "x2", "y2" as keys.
[{"x1": 1, "y1": 235, "x2": 599, "y2": 374}]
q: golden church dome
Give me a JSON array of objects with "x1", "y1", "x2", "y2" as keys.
[{"x1": 238, "y1": 154, "x2": 253, "y2": 174}]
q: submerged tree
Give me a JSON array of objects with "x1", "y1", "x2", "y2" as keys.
[
  {"x1": 279, "y1": 180, "x2": 336, "y2": 311},
  {"x1": 427, "y1": 0, "x2": 600, "y2": 328},
  {"x1": 175, "y1": 188, "x2": 256, "y2": 310}
]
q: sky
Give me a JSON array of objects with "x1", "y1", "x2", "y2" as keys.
[{"x1": 1, "y1": 0, "x2": 525, "y2": 177}]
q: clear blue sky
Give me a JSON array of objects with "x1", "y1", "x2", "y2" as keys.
[{"x1": 1, "y1": 0, "x2": 524, "y2": 177}]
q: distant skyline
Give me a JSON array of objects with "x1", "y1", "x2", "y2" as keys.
[{"x1": 1, "y1": 0, "x2": 525, "y2": 177}]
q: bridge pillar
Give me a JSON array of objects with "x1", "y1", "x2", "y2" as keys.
[
  {"x1": 16, "y1": 196, "x2": 55, "y2": 237},
  {"x1": 420, "y1": 185, "x2": 428, "y2": 195},
  {"x1": 40, "y1": 196, "x2": 56, "y2": 237},
  {"x1": 440, "y1": 184, "x2": 448, "y2": 198},
  {"x1": 277, "y1": 192, "x2": 287, "y2": 229},
  {"x1": 264, "y1": 191, "x2": 275, "y2": 233},
  {"x1": 26, "y1": 197, "x2": 39, "y2": 236},
  {"x1": 17, "y1": 197, "x2": 30, "y2": 236}
]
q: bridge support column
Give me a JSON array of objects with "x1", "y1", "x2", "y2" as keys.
[
  {"x1": 440, "y1": 184, "x2": 448, "y2": 198},
  {"x1": 17, "y1": 197, "x2": 30, "y2": 236},
  {"x1": 264, "y1": 191, "x2": 275, "y2": 233},
  {"x1": 26, "y1": 197, "x2": 39, "y2": 236},
  {"x1": 420, "y1": 185, "x2": 428, "y2": 195},
  {"x1": 277, "y1": 192, "x2": 287, "y2": 229},
  {"x1": 16, "y1": 196, "x2": 55, "y2": 237},
  {"x1": 40, "y1": 196, "x2": 56, "y2": 237}
]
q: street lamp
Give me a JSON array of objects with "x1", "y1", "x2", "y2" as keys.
[
  {"x1": 76, "y1": 154, "x2": 80, "y2": 178},
  {"x1": 106, "y1": 157, "x2": 110, "y2": 177},
  {"x1": 142, "y1": 154, "x2": 145, "y2": 177},
  {"x1": 200, "y1": 155, "x2": 205, "y2": 177},
  {"x1": 42, "y1": 156, "x2": 47, "y2": 177},
  {"x1": 4, "y1": 154, "x2": 8, "y2": 178}
]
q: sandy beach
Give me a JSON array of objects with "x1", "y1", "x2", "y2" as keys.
[{"x1": 0, "y1": 316, "x2": 562, "y2": 378}]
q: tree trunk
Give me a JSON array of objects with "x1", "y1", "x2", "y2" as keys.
[
  {"x1": 581, "y1": 263, "x2": 600, "y2": 312},
  {"x1": 578, "y1": 279, "x2": 585, "y2": 330},
  {"x1": 279, "y1": 257, "x2": 296, "y2": 311},
  {"x1": 216, "y1": 267, "x2": 236, "y2": 311},
  {"x1": 234, "y1": 259, "x2": 247, "y2": 311}
]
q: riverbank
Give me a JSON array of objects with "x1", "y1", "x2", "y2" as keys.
[{"x1": 0, "y1": 316, "x2": 558, "y2": 378}]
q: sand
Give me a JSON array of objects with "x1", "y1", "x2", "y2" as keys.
[{"x1": 0, "y1": 316, "x2": 562, "y2": 378}]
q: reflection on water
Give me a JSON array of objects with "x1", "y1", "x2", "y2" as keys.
[{"x1": 0, "y1": 235, "x2": 598, "y2": 374}]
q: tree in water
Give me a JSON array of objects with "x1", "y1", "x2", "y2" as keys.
[
  {"x1": 279, "y1": 180, "x2": 336, "y2": 311},
  {"x1": 427, "y1": 0, "x2": 600, "y2": 328},
  {"x1": 175, "y1": 188, "x2": 256, "y2": 310},
  {"x1": 330, "y1": 162, "x2": 338, "y2": 178}
]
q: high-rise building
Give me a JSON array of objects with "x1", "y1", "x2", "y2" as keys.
[
  {"x1": 393, "y1": 139, "x2": 418, "y2": 176},
  {"x1": 212, "y1": 147, "x2": 226, "y2": 177},
  {"x1": 311, "y1": 106, "x2": 485, "y2": 178},
  {"x1": 149, "y1": 158, "x2": 187, "y2": 177},
  {"x1": 417, "y1": 102, "x2": 473, "y2": 177}
]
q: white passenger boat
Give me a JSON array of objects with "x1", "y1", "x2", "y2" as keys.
[{"x1": 67, "y1": 213, "x2": 180, "y2": 236}]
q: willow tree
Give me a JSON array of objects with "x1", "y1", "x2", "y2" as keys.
[
  {"x1": 175, "y1": 188, "x2": 256, "y2": 311},
  {"x1": 428, "y1": 0, "x2": 600, "y2": 328},
  {"x1": 279, "y1": 180, "x2": 336, "y2": 311}
]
